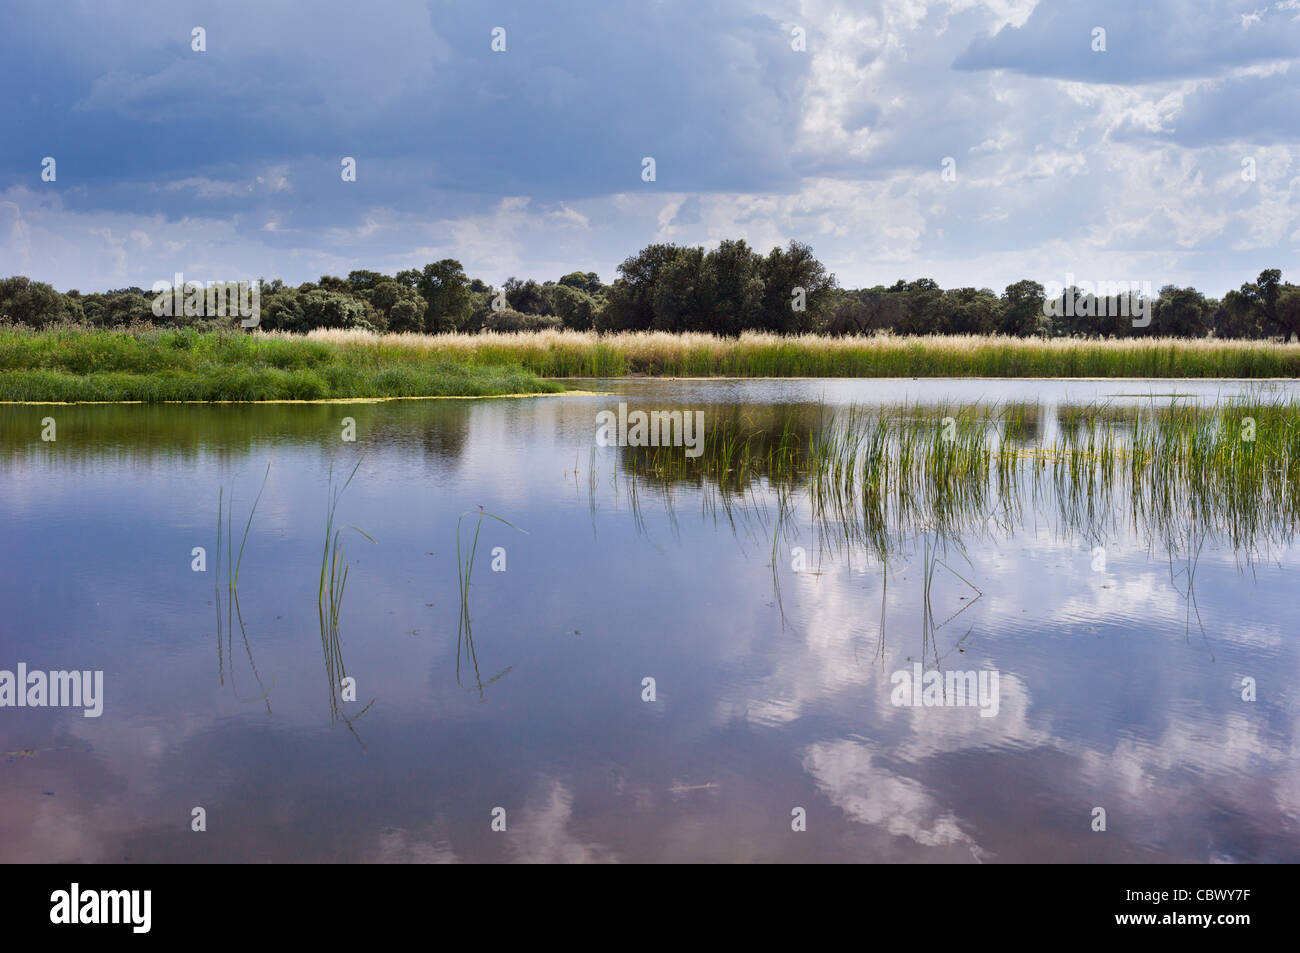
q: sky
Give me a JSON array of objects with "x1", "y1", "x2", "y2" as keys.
[{"x1": 1, "y1": 0, "x2": 1298, "y2": 296}]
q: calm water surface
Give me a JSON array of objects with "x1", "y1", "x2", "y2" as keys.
[{"x1": 1, "y1": 378, "x2": 1298, "y2": 862}]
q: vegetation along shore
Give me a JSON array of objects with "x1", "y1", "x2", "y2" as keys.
[
  {"x1": 4, "y1": 238, "x2": 1300, "y2": 400},
  {"x1": 0, "y1": 327, "x2": 560, "y2": 402}
]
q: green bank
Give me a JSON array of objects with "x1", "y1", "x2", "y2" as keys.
[{"x1": 0, "y1": 327, "x2": 562, "y2": 402}]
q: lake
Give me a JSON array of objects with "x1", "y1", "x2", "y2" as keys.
[{"x1": 2, "y1": 378, "x2": 1298, "y2": 862}]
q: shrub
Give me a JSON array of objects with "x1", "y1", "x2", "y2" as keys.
[{"x1": 482, "y1": 309, "x2": 563, "y2": 332}]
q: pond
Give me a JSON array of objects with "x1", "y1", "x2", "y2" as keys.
[{"x1": 1, "y1": 378, "x2": 1298, "y2": 862}]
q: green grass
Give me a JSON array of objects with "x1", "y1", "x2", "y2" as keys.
[
  {"x1": 326, "y1": 328, "x2": 1300, "y2": 379},
  {"x1": 0, "y1": 326, "x2": 563, "y2": 401},
  {"x1": 609, "y1": 399, "x2": 1300, "y2": 559}
]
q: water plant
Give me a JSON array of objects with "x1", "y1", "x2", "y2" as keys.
[
  {"x1": 318, "y1": 457, "x2": 376, "y2": 737},
  {"x1": 604, "y1": 397, "x2": 1300, "y2": 656},
  {"x1": 455, "y1": 507, "x2": 526, "y2": 697},
  {"x1": 213, "y1": 465, "x2": 273, "y2": 711}
]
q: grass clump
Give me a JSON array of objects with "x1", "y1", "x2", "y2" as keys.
[
  {"x1": 0, "y1": 326, "x2": 563, "y2": 401},
  {"x1": 610, "y1": 398, "x2": 1300, "y2": 560}
]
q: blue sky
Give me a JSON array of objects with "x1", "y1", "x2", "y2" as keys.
[{"x1": 2, "y1": 0, "x2": 1298, "y2": 295}]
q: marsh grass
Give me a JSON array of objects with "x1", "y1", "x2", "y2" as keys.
[
  {"x1": 0, "y1": 326, "x2": 563, "y2": 401},
  {"x1": 455, "y1": 507, "x2": 525, "y2": 697},
  {"x1": 308, "y1": 327, "x2": 1300, "y2": 380},
  {"x1": 611, "y1": 398, "x2": 1300, "y2": 564},
  {"x1": 606, "y1": 398, "x2": 1294, "y2": 669},
  {"x1": 318, "y1": 458, "x2": 376, "y2": 739},
  {"x1": 213, "y1": 467, "x2": 273, "y2": 711}
]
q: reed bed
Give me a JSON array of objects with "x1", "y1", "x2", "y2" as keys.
[
  {"x1": 611, "y1": 399, "x2": 1300, "y2": 560},
  {"x1": 306, "y1": 328, "x2": 1300, "y2": 379}
]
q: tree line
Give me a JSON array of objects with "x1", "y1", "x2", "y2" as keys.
[{"x1": 2, "y1": 240, "x2": 1297, "y2": 339}]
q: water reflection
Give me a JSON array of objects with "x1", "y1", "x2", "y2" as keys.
[
  {"x1": 455, "y1": 507, "x2": 521, "y2": 699},
  {"x1": 0, "y1": 384, "x2": 1298, "y2": 862}
]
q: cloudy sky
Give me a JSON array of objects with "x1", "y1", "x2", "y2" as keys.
[{"x1": 2, "y1": 0, "x2": 1298, "y2": 295}]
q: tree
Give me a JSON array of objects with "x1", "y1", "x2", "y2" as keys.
[
  {"x1": 651, "y1": 246, "x2": 714, "y2": 332},
  {"x1": 416, "y1": 260, "x2": 472, "y2": 332},
  {"x1": 368, "y1": 279, "x2": 426, "y2": 333},
  {"x1": 938, "y1": 287, "x2": 1000, "y2": 335},
  {"x1": 300, "y1": 289, "x2": 372, "y2": 330},
  {"x1": 1214, "y1": 289, "x2": 1261, "y2": 339},
  {"x1": 258, "y1": 287, "x2": 306, "y2": 332},
  {"x1": 258, "y1": 287, "x2": 372, "y2": 332},
  {"x1": 999, "y1": 280, "x2": 1046, "y2": 337},
  {"x1": 483, "y1": 308, "x2": 562, "y2": 332},
  {"x1": 891, "y1": 279, "x2": 942, "y2": 335},
  {"x1": 0, "y1": 277, "x2": 82, "y2": 328},
  {"x1": 1275, "y1": 287, "x2": 1300, "y2": 340},
  {"x1": 1257, "y1": 268, "x2": 1282, "y2": 334},
  {"x1": 825, "y1": 293, "x2": 871, "y2": 335},
  {"x1": 704, "y1": 239, "x2": 764, "y2": 336},
  {"x1": 1152, "y1": 285, "x2": 1210, "y2": 338},
  {"x1": 81, "y1": 290, "x2": 148, "y2": 327},
  {"x1": 548, "y1": 284, "x2": 598, "y2": 330},
  {"x1": 559, "y1": 271, "x2": 603, "y2": 296},
  {"x1": 503, "y1": 277, "x2": 553, "y2": 316},
  {"x1": 598, "y1": 243, "x2": 685, "y2": 332},
  {"x1": 757, "y1": 241, "x2": 835, "y2": 333},
  {"x1": 347, "y1": 270, "x2": 386, "y2": 295}
]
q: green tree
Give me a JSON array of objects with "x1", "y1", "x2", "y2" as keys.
[
  {"x1": 1256, "y1": 268, "x2": 1282, "y2": 334},
  {"x1": 651, "y1": 246, "x2": 715, "y2": 331},
  {"x1": 549, "y1": 284, "x2": 598, "y2": 330},
  {"x1": 84, "y1": 290, "x2": 150, "y2": 327},
  {"x1": 704, "y1": 239, "x2": 764, "y2": 336},
  {"x1": 890, "y1": 279, "x2": 942, "y2": 335},
  {"x1": 258, "y1": 287, "x2": 306, "y2": 332},
  {"x1": 504, "y1": 277, "x2": 553, "y2": 315},
  {"x1": 414, "y1": 260, "x2": 472, "y2": 332},
  {"x1": 1275, "y1": 287, "x2": 1300, "y2": 340},
  {"x1": 347, "y1": 270, "x2": 386, "y2": 295},
  {"x1": 366, "y1": 278, "x2": 426, "y2": 333},
  {"x1": 598, "y1": 243, "x2": 684, "y2": 332},
  {"x1": 1214, "y1": 289, "x2": 1262, "y2": 339},
  {"x1": 757, "y1": 241, "x2": 835, "y2": 333},
  {"x1": 1152, "y1": 285, "x2": 1211, "y2": 338},
  {"x1": 938, "y1": 287, "x2": 1000, "y2": 335},
  {"x1": 999, "y1": 280, "x2": 1046, "y2": 337},
  {"x1": 483, "y1": 308, "x2": 562, "y2": 332},
  {"x1": 559, "y1": 271, "x2": 603, "y2": 296},
  {"x1": 0, "y1": 277, "x2": 82, "y2": 328}
]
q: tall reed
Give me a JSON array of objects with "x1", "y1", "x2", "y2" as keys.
[
  {"x1": 318, "y1": 458, "x2": 375, "y2": 735},
  {"x1": 213, "y1": 466, "x2": 272, "y2": 710},
  {"x1": 306, "y1": 327, "x2": 1300, "y2": 380},
  {"x1": 455, "y1": 507, "x2": 525, "y2": 697}
]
